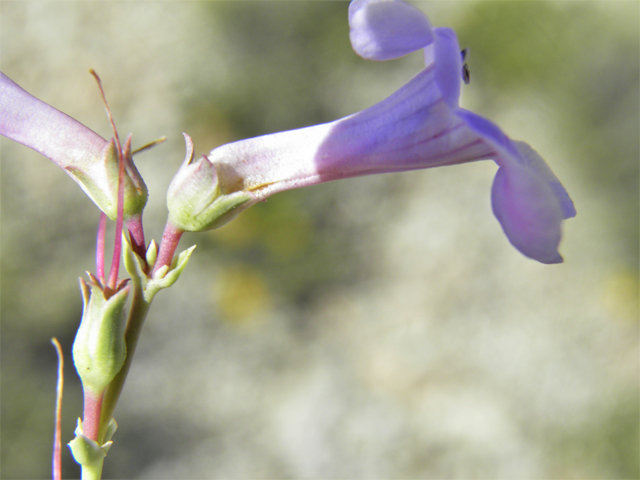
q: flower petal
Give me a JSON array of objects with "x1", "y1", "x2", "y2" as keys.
[
  {"x1": 0, "y1": 72, "x2": 106, "y2": 169},
  {"x1": 511, "y1": 140, "x2": 577, "y2": 220},
  {"x1": 491, "y1": 161, "x2": 565, "y2": 264},
  {"x1": 457, "y1": 109, "x2": 574, "y2": 263},
  {"x1": 429, "y1": 27, "x2": 462, "y2": 108},
  {"x1": 458, "y1": 109, "x2": 576, "y2": 219},
  {"x1": 349, "y1": 0, "x2": 433, "y2": 61}
]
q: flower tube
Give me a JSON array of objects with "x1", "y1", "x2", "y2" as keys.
[{"x1": 0, "y1": 72, "x2": 147, "y2": 219}]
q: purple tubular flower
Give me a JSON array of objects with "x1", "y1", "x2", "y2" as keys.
[
  {"x1": 176, "y1": 0, "x2": 576, "y2": 263},
  {"x1": 0, "y1": 72, "x2": 147, "y2": 219}
]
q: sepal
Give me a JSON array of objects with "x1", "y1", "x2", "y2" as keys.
[
  {"x1": 68, "y1": 418, "x2": 114, "y2": 466},
  {"x1": 167, "y1": 133, "x2": 255, "y2": 232},
  {"x1": 146, "y1": 245, "x2": 196, "y2": 301},
  {"x1": 123, "y1": 235, "x2": 196, "y2": 302},
  {"x1": 67, "y1": 135, "x2": 148, "y2": 220},
  {"x1": 145, "y1": 239, "x2": 158, "y2": 268},
  {"x1": 102, "y1": 417, "x2": 118, "y2": 444}
]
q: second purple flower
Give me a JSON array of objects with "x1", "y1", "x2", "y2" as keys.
[{"x1": 167, "y1": 0, "x2": 575, "y2": 264}]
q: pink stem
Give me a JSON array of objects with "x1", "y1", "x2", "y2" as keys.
[
  {"x1": 82, "y1": 390, "x2": 103, "y2": 442},
  {"x1": 89, "y1": 71, "x2": 125, "y2": 292},
  {"x1": 152, "y1": 221, "x2": 184, "y2": 276},
  {"x1": 96, "y1": 213, "x2": 108, "y2": 284},
  {"x1": 125, "y1": 214, "x2": 147, "y2": 263},
  {"x1": 106, "y1": 146, "x2": 126, "y2": 291}
]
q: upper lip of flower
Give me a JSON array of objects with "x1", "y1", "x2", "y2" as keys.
[{"x1": 348, "y1": 0, "x2": 434, "y2": 61}]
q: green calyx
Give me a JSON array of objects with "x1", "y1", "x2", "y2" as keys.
[
  {"x1": 168, "y1": 189, "x2": 255, "y2": 232},
  {"x1": 66, "y1": 136, "x2": 148, "y2": 220},
  {"x1": 72, "y1": 276, "x2": 130, "y2": 394},
  {"x1": 166, "y1": 133, "x2": 255, "y2": 232}
]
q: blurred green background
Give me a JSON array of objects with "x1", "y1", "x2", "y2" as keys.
[{"x1": 1, "y1": 1, "x2": 638, "y2": 478}]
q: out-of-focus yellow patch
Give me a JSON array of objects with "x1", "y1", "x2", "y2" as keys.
[
  {"x1": 601, "y1": 269, "x2": 639, "y2": 323},
  {"x1": 216, "y1": 264, "x2": 271, "y2": 326},
  {"x1": 208, "y1": 193, "x2": 313, "y2": 259},
  {"x1": 262, "y1": 209, "x2": 312, "y2": 261},
  {"x1": 209, "y1": 207, "x2": 261, "y2": 248}
]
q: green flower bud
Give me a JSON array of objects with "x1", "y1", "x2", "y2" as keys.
[
  {"x1": 166, "y1": 133, "x2": 254, "y2": 232},
  {"x1": 72, "y1": 276, "x2": 129, "y2": 394}
]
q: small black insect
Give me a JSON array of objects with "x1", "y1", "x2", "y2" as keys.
[{"x1": 460, "y1": 48, "x2": 470, "y2": 85}]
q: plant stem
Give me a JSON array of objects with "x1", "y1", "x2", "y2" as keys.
[
  {"x1": 51, "y1": 338, "x2": 64, "y2": 480},
  {"x1": 96, "y1": 213, "x2": 107, "y2": 283},
  {"x1": 83, "y1": 390, "x2": 103, "y2": 442},
  {"x1": 99, "y1": 220, "x2": 183, "y2": 435},
  {"x1": 80, "y1": 458, "x2": 105, "y2": 480},
  {"x1": 125, "y1": 214, "x2": 147, "y2": 262},
  {"x1": 153, "y1": 221, "x2": 184, "y2": 276}
]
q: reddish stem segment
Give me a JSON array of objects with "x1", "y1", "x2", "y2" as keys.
[
  {"x1": 90, "y1": 70, "x2": 125, "y2": 292},
  {"x1": 106, "y1": 150, "x2": 126, "y2": 291},
  {"x1": 153, "y1": 222, "x2": 184, "y2": 276},
  {"x1": 125, "y1": 214, "x2": 147, "y2": 263},
  {"x1": 96, "y1": 213, "x2": 108, "y2": 284},
  {"x1": 82, "y1": 390, "x2": 104, "y2": 442}
]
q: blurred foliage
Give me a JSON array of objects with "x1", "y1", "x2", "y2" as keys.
[
  {"x1": 182, "y1": 2, "x2": 355, "y2": 147},
  {"x1": 547, "y1": 390, "x2": 640, "y2": 477}
]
